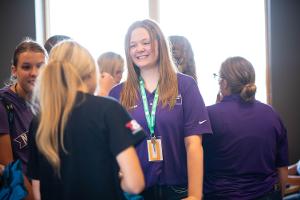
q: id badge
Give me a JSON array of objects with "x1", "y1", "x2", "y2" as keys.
[{"x1": 147, "y1": 137, "x2": 163, "y2": 162}]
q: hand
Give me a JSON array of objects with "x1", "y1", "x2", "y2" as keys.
[
  {"x1": 0, "y1": 164, "x2": 4, "y2": 175},
  {"x1": 118, "y1": 171, "x2": 123, "y2": 179},
  {"x1": 98, "y1": 72, "x2": 116, "y2": 96}
]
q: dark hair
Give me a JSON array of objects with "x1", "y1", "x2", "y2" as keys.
[
  {"x1": 12, "y1": 38, "x2": 47, "y2": 67},
  {"x1": 220, "y1": 56, "x2": 256, "y2": 102},
  {"x1": 169, "y1": 35, "x2": 197, "y2": 82},
  {"x1": 44, "y1": 35, "x2": 71, "y2": 54}
]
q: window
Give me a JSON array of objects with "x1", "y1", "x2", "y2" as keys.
[
  {"x1": 47, "y1": 0, "x2": 148, "y2": 58},
  {"x1": 160, "y1": 0, "x2": 267, "y2": 105},
  {"x1": 46, "y1": 0, "x2": 266, "y2": 105}
]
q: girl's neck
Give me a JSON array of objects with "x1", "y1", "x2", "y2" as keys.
[
  {"x1": 13, "y1": 83, "x2": 31, "y2": 101},
  {"x1": 140, "y1": 66, "x2": 159, "y2": 93}
]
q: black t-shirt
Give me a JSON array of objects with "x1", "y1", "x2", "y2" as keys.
[{"x1": 27, "y1": 92, "x2": 145, "y2": 200}]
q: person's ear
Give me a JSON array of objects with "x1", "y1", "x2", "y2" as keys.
[
  {"x1": 219, "y1": 79, "x2": 230, "y2": 95},
  {"x1": 222, "y1": 79, "x2": 229, "y2": 89},
  {"x1": 219, "y1": 79, "x2": 226, "y2": 90},
  {"x1": 11, "y1": 65, "x2": 17, "y2": 78}
]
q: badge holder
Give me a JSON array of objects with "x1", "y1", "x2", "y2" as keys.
[{"x1": 147, "y1": 136, "x2": 163, "y2": 162}]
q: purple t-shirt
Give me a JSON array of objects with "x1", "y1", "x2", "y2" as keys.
[
  {"x1": 109, "y1": 73, "x2": 212, "y2": 188},
  {"x1": 203, "y1": 94, "x2": 289, "y2": 199},
  {"x1": 0, "y1": 86, "x2": 33, "y2": 173}
]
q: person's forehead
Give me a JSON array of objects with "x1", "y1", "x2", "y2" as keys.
[
  {"x1": 17, "y1": 51, "x2": 45, "y2": 62},
  {"x1": 130, "y1": 28, "x2": 150, "y2": 41}
]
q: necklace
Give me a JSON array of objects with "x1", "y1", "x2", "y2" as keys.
[{"x1": 14, "y1": 83, "x2": 20, "y2": 97}]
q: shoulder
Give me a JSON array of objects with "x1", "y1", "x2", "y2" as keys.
[
  {"x1": 109, "y1": 82, "x2": 124, "y2": 100},
  {"x1": 82, "y1": 92, "x2": 120, "y2": 107},
  {"x1": 177, "y1": 72, "x2": 197, "y2": 91},
  {"x1": 83, "y1": 92, "x2": 125, "y2": 114},
  {"x1": 0, "y1": 86, "x2": 21, "y2": 107},
  {"x1": 0, "y1": 87, "x2": 13, "y2": 112},
  {"x1": 177, "y1": 72, "x2": 195, "y2": 84},
  {"x1": 253, "y1": 100, "x2": 279, "y2": 115},
  {"x1": 254, "y1": 100, "x2": 284, "y2": 122},
  {"x1": 0, "y1": 86, "x2": 12, "y2": 98},
  {"x1": 206, "y1": 102, "x2": 223, "y2": 114}
]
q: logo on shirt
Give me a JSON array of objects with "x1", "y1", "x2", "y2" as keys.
[
  {"x1": 199, "y1": 120, "x2": 207, "y2": 125},
  {"x1": 126, "y1": 120, "x2": 142, "y2": 134},
  {"x1": 14, "y1": 131, "x2": 28, "y2": 149}
]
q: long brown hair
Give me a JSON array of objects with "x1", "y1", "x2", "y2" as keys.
[
  {"x1": 121, "y1": 19, "x2": 178, "y2": 110},
  {"x1": 169, "y1": 35, "x2": 197, "y2": 83}
]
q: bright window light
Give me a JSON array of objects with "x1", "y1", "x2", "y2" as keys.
[
  {"x1": 160, "y1": 0, "x2": 267, "y2": 105},
  {"x1": 48, "y1": 0, "x2": 148, "y2": 59},
  {"x1": 48, "y1": 0, "x2": 266, "y2": 106}
]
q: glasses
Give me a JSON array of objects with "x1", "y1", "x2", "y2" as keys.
[{"x1": 213, "y1": 73, "x2": 223, "y2": 81}]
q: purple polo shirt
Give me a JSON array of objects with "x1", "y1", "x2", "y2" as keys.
[
  {"x1": 109, "y1": 73, "x2": 212, "y2": 188},
  {"x1": 0, "y1": 86, "x2": 33, "y2": 173},
  {"x1": 203, "y1": 94, "x2": 289, "y2": 199}
]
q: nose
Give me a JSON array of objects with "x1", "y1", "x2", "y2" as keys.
[
  {"x1": 30, "y1": 66, "x2": 39, "y2": 77},
  {"x1": 136, "y1": 44, "x2": 145, "y2": 52}
]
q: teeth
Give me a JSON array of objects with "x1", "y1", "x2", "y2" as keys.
[{"x1": 137, "y1": 55, "x2": 147, "y2": 59}]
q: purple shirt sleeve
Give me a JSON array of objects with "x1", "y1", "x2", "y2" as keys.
[
  {"x1": 0, "y1": 103, "x2": 9, "y2": 135},
  {"x1": 275, "y1": 113, "x2": 289, "y2": 167},
  {"x1": 180, "y1": 75, "x2": 212, "y2": 137}
]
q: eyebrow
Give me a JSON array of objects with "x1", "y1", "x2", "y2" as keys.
[{"x1": 130, "y1": 38, "x2": 150, "y2": 43}]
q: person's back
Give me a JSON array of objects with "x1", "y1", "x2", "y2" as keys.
[
  {"x1": 27, "y1": 40, "x2": 145, "y2": 200},
  {"x1": 205, "y1": 96, "x2": 287, "y2": 199},
  {"x1": 203, "y1": 56, "x2": 288, "y2": 200},
  {"x1": 30, "y1": 93, "x2": 144, "y2": 200}
]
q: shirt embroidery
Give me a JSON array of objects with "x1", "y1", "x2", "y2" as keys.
[
  {"x1": 14, "y1": 131, "x2": 28, "y2": 149},
  {"x1": 126, "y1": 120, "x2": 142, "y2": 134}
]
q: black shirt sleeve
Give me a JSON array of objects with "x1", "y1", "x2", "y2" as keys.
[{"x1": 104, "y1": 100, "x2": 145, "y2": 157}]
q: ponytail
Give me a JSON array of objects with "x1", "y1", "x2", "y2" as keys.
[
  {"x1": 36, "y1": 60, "x2": 83, "y2": 174},
  {"x1": 240, "y1": 83, "x2": 256, "y2": 102}
]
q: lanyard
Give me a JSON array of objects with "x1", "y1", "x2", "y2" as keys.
[{"x1": 139, "y1": 77, "x2": 159, "y2": 138}]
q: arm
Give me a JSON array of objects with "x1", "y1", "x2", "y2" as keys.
[
  {"x1": 287, "y1": 162, "x2": 300, "y2": 186},
  {"x1": 32, "y1": 179, "x2": 41, "y2": 200},
  {"x1": 278, "y1": 166, "x2": 288, "y2": 197},
  {"x1": 116, "y1": 146, "x2": 145, "y2": 194},
  {"x1": 0, "y1": 163, "x2": 4, "y2": 174},
  {"x1": 0, "y1": 134, "x2": 34, "y2": 200},
  {"x1": 0, "y1": 134, "x2": 14, "y2": 165},
  {"x1": 288, "y1": 163, "x2": 298, "y2": 175},
  {"x1": 183, "y1": 135, "x2": 203, "y2": 200}
]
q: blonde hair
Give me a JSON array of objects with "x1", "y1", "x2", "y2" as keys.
[
  {"x1": 121, "y1": 19, "x2": 178, "y2": 110},
  {"x1": 33, "y1": 40, "x2": 97, "y2": 173},
  {"x1": 97, "y1": 51, "x2": 124, "y2": 76}
]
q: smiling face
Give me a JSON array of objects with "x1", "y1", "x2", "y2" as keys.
[
  {"x1": 12, "y1": 51, "x2": 46, "y2": 96},
  {"x1": 129, "y1": 27, "x2": 159, "y2": 71}
]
